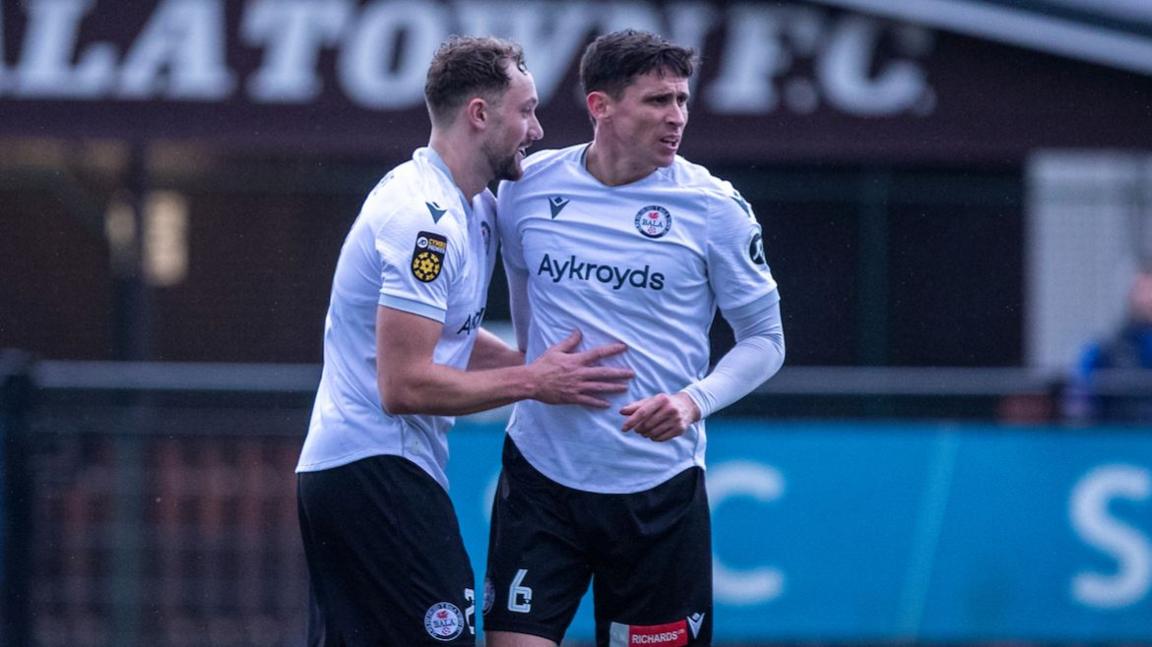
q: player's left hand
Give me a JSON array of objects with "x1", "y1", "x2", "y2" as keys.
[{"x1": 619, "y1": 392, "x2": 701, "y2": 442}]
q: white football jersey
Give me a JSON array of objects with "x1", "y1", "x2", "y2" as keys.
[
  {"x1": 498, "y1": 144, "x2": 779, "y2": 493},
  {"x1": 297, "y1": 148, "x2": 497, "y2": 490}
]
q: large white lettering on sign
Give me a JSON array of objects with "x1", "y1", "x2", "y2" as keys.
[
  {"x1": 242, "y1": 0, "x2": 353, "y2": 102},
  {"x1": 1070, "y1": 463, "x2": 1151, "y2": 608},
  {"x1": 117, "y1": 0, "x2": 234, "y2": 99},
  {"x1": 708, "y1": 460, "x2": 786, "y2": 605},
  {"x1": 0, "y1": 0, "x2": 935, "y2": 116},
  {"x1": 11, "y1": 0, "x2": 116, "y2": 97},
  {"x1": 707, "y1": 4, "x2": 932, "y2": 115}
]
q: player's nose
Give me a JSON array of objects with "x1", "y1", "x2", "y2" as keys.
[{"x1": 530, "y1": 112, "x2": 544, "y2": 142}]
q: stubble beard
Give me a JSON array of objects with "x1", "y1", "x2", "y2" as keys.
[{"x1": 490, "y1": 145, "x2": 522, "y2": 182}]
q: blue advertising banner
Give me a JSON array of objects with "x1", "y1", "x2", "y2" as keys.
[{"x1": 444, "y1": 421, "x2": 1152, "y2": 642}]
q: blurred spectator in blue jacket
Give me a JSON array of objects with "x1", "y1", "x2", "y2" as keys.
[{"x1": 1065, "y1": 262, "x2": 1152, "y2": 423}]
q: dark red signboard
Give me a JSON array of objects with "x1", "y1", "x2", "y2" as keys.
[{"x1": 2, "y1": 0, "x2": 1150, "y2": 162}]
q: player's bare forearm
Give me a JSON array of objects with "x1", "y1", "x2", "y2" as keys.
[
  {"x1": 378, "y1": 308, "x2": 634, "y2": 416},
  {"x1": 382, "y1": 361, "x2": 536, "y2": 416},
  {"x1": 384, "y1": 345, "x2": 634, "y2": 416},
  {"x1": 468, "y1": 328, "x2": 525, "y2": 370},
  {"x1": 378, "y1": 308, "x2": 535, "y2": 415}
]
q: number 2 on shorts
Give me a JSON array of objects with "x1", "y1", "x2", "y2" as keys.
[{"x1": 508, "y1": 568, "x2": 532, "y2": 613}]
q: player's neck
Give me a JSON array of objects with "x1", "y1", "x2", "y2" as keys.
[
  {"x1": 584, "y1": 141, "x2": 655, "y2": 187},
  {"x1": 428, "y1": 135, "x2": 487, "y2": 201}
]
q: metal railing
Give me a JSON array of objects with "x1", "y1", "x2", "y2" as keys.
[{"x1": 2, "y1": 356, "x2": 1149, "y2": 646}]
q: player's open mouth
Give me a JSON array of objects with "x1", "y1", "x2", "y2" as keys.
[{"x1": 660, "y1": 136, "x2": 680, "y2": 147}]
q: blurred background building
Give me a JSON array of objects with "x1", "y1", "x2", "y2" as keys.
[{"x1": 1, "y1": 0, "x2": 1151, "y2": 645}]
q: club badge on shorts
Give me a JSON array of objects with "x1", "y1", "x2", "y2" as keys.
[
  {"x1": 482, "y1": 576, "x2": 495, "y2": 615},
  {"x1": 412, "y1": 231, "x2": 448, "y2": 282},
  {"x1": 634, "y1": 205, "x2": 672, "y2": 239},
  {"x1": 424, "y1": 601, "x2": 465, "y2": 641}
]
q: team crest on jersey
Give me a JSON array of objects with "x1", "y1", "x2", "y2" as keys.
[
  {"x1": 424, "y1": 602, "x2": 465, "y2": 641},
  {"x1": 634, "y1": 205, "x2": 672, "y2": 239},
  {"x1": 412, "y1": 231, "x2": 448, "y2": 282}
]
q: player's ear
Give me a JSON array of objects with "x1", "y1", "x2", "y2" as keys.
[
  {"x1": 587, "y1": 91, "x2": 612, "y2": 122},
  {"x1": 465, "y1": 97, "x2": 488, "y2": 130}
]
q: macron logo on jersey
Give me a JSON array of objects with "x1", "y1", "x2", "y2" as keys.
[
  {"x1": 426, "y1": 201, "x2": 447, "y2": 223},
  {"x1": 548, "y1": 196, "x2": 570, "y2": 218},
  {"x1": 537, "y1": 253, "x2": 665, "y2": 291}
]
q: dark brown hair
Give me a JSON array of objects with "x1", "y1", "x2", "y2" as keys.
[
  {"x1": 425, "y1": 36, "x2": 526, "y2": 125},
  {"x1": 579, "y1": 29, "x2": 696, "y2": 99}
]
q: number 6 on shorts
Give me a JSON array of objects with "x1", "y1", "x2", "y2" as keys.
[{"x1": 508, "y1": 568, "x2": 532, "y2": 613}]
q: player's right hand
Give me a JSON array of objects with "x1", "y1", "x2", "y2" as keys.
[{"x1": 529, "y1": 330, "x2": 633, "y2": 408}]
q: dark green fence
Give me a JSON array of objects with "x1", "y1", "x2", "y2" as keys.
[{"x1": 1, "y1": 356, "x2": 1148, "y2": 646}]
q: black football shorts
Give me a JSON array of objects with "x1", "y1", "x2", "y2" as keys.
[
  {"x1": 483, "y1": 437, "x2": 712, "y2": 647},
  {"x1": 298, "y1": 455, "x2": 476, "y2": 646}
]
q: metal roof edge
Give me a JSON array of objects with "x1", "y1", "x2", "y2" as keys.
[{"x1": 812, "y1": 0, "x2": 1152, "y2": 76}]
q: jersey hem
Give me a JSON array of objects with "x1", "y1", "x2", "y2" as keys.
[
  {"x1": 508, "y1": 431, "x2": 706, "y2": 495},
  {"x1": 378, "y1": 293, "x2": 446, "y2": 322},
  {"x1": 296, "y1": 449, "x2": 449, "y2": 491}
]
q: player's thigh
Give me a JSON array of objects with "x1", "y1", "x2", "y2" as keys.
[
  {"x1": 591, "y1": 467, "x2": 713, "y2": 647},
  {"x1": 484, "y1": 437, "x2": 591, "y2": 644},
  {"x1": 298, "y1": 455, "x2": 477, "y2": 646},
  {"x1": 485, "y1": 630, "x2": 560, "y2": 647}
]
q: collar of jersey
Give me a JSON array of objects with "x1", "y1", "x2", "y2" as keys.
[
  {"x1": 577, "y1": 143, "x2": 669, "y2": 189},
  {"x1": 418, "y1": 146, "x2": 473, "y2": 218}
]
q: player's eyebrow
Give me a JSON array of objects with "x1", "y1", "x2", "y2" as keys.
[{"x1": 644, "y1": 89, "x2": 690, "y2": 103}]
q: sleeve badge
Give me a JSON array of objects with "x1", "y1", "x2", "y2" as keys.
[
  {"x1": 748, "y1": 226, "x2": 767, "y2": 266},
  {"x1": 412, "y1": 231, "x2": 448, "y2": 282}
]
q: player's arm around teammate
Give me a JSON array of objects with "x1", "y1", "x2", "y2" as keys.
[
  {"x1": 468, "y1": 328, "x2": 526, "y2": 370},
  {"x1": 297, "y1": 36, "x2": 636, "y2": 647},
  {"x1": 378, "y1": 309, "x2": 634, "y2": 414}
]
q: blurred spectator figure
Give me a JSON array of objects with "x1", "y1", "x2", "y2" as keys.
[{"x1": 1065, "y1": 262, "x2": 1152, "y2": 423}]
